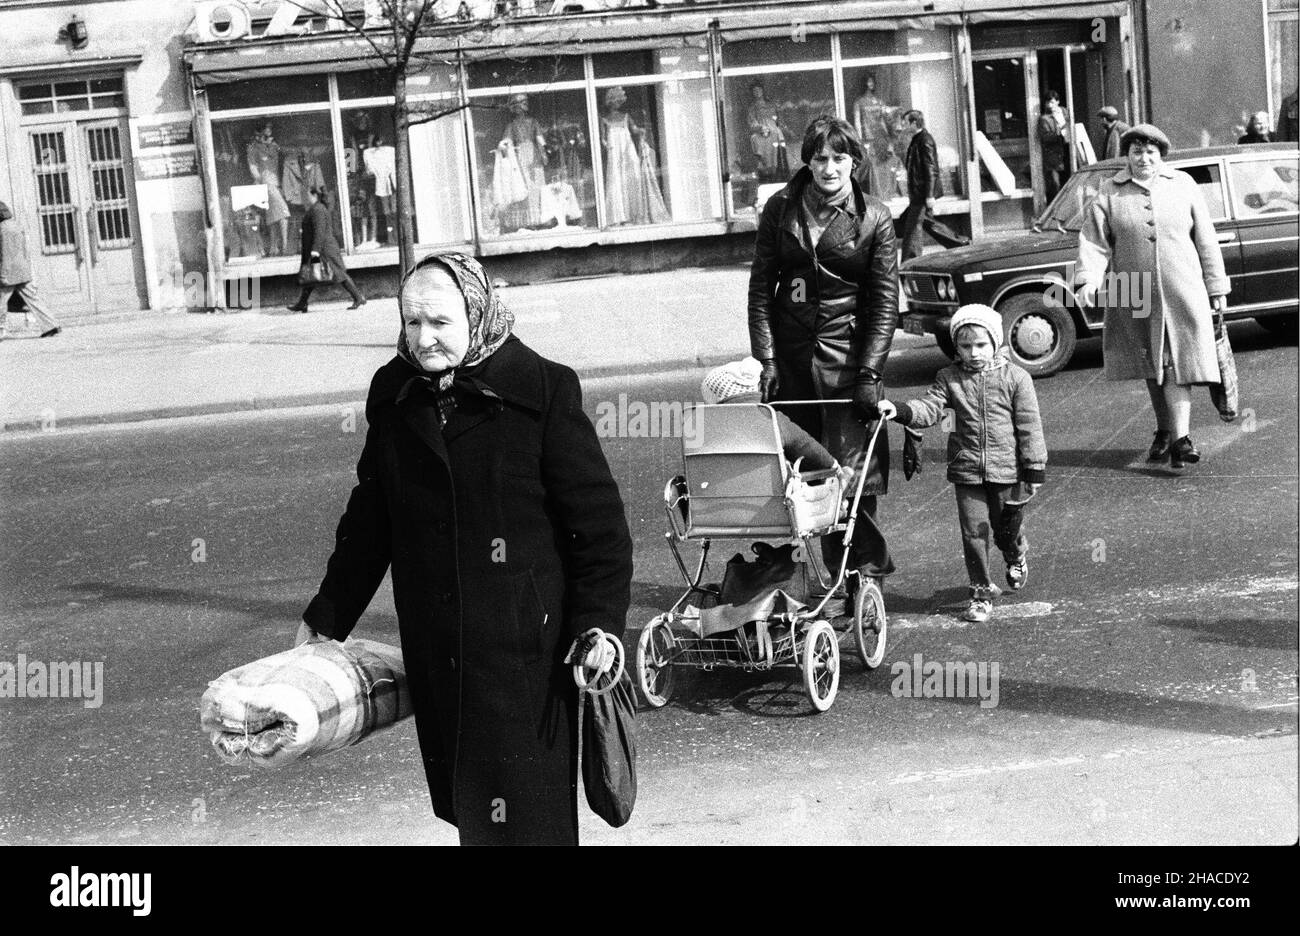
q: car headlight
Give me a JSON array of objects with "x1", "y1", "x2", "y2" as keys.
[{"x1": 935, "y1": 277, "x2": 950, "y2": 301}]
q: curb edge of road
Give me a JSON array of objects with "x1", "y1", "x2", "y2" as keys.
[{"x1": 0, "y1": 352, "x2": 749, "y2": 434}]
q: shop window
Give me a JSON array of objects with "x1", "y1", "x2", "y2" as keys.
[
  {"x1": 472, "y1": 90, "x2": 597, "y2": 237},
  {"x1": 409, "y1": 110, "x2": 473, "y2": 246},
  {"x1": 342, "y1": 107, "x2": 410, "y2": 250},
  {"x1": 974, "y1": 57, "x2": 1032, "y2": 193},
  {"x1": 1268, "y1": 3, "x2": 1298, "y2": 131},
  {"x1": 592, "y1": 48, "x2": 722, "y2": 226},
  {"x1": 205, "y1": 75, "x2": 329, "y2": 112},
  {"x1": 841, "y1": 31, "x2": 961, "y2": 203},
  {"x1": 212, "y1": 114, "x2": 338, "y2": 262},
  {"x1": 721, "y1": 39, "x2": 836, "y2": 215}
]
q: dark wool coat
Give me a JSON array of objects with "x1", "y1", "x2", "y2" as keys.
[
  {"x1": 300, "y1": 201, "x2": 348, "y2": 284},
  {"x1": 747, "y1": 166, "x2": 900, "y2": 495},
  {"x1": 303, "y1": 336, "x2": 633, "y2": 845}
]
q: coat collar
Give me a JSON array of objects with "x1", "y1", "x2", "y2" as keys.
[
  {"x1": 778, "y1": 166, "x2": 866, "y2": 253},
  {"x1": 381, "y1": 336, "x2": 546, "y2": 456},
  {"x1": 1111, "y1": 163, "x2": 1177, "y2": 185}
]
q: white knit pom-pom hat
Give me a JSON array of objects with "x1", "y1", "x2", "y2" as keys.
[{"x1": 701, "y1": 357, "x2": 764, "y2": 404}]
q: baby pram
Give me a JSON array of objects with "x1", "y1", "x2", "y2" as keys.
[{"x1": 639, "y1": 402, "x2": 888, "y2": 712}]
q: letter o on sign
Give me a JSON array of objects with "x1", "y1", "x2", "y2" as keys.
[{"x1": 194, "y1": 0, "x2": 252, "y2": 42}]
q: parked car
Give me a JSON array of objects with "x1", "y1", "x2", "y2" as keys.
[{"x1": 900, "y1": 142, "x2": 1299, "y2": 376}]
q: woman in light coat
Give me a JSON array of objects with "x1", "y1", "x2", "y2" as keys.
[{"x1": 1075, "y1": 123, "x2": 1230, "y2": 469}]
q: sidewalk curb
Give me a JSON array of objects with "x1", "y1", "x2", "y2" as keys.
[{"x1": 0, "y1": 352, "x2": 744, "y2": 434}]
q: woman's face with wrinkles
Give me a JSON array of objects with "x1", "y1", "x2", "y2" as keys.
[{"x1": 402, "y1": 265, "x2": 471, "y2": 373}]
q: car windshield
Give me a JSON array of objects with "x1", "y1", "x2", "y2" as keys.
[{"x1": 1036, "y1": 167, "x2": 1113, "y2": 232}]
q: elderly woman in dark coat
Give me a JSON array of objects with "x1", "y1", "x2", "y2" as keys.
[
  {"x1": 1075, "y1": 123, "x2": 1230, "y2": 470},
  {"x1": 296, "y1": 252, "x2": 633, "y2": 845},
  {"x1": 288, "y1": 187, "x2": 366, "y2": 312},
  {"x1": 748, "y1": 116, "x2": 900, "y2": 592}
]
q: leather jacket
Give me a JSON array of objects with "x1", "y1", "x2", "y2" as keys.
[
  {"x1": 747, "y1": 167, "x2": 900, "y2": 397},
  {"x1": 904, "y1": 128, "x2": 941, "y2": 203}
]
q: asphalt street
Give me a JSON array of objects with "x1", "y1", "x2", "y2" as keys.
[{"x1": 0, "y1": 325, "x2": 1296, "y2": 846}]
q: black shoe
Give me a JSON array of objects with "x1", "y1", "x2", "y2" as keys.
[
  {"x1": 1147, "y1": 429, "x2": 1172, "y2": 462},
  {"x1": 39, "y1": 327, "x2": 61, "y2": 338},
  {"x1": 287, "y1": 304, "x2": 308, "y2": 313},
  {"x1": 1170, "y1": 435, "x2": 1200, "y2": 469},
  {"x1": 347, "y1": 299, "x2": 367, "y2": 310}
]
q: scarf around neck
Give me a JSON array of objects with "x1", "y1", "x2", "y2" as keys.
[
  {"x1": 397, "y1": 252, "x2": 515, "y2": 424},
  {"x1": 801, "y1": 177, "x2": 854, "y2": 247}
]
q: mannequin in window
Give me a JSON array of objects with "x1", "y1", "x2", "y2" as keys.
[
  {"x1": 851, "y1": 72, "x2": 890, "y2": 193},
  {"x1": 345, "y1": 111, "x2": 376, "y2": 246},
  {"x1": 1038, "y1": 90, "x2": 1072, "y2": 202},
  {"x1": 601, "y1": 85, "x2": 653, "y2": 225},
  {"x1": 747, "y1": 81, "x2": 790, "y2": 182},
  {"x1": 500, "y1": 93, "x2": 547, "y2": 229},
  {"x1": 247, "y1": 122, "x2": 289, "y2": 255},
  {"x1": 363, "y1": 133, "x2": 397, "y2": 245}
]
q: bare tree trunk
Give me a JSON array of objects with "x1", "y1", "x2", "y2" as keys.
[{"x1": 394, "y1": 66, "x2": 417, "y2": 272}]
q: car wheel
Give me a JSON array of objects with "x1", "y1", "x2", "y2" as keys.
[
  {"x1": 1256, "y1": 316, "x2": 1298, "y2": 342},
  {"x1": 998, "y1": 293, "x2": 1078, "y2": 378},
  {"x1": 934, "y1": 327, "x2": 957, "y2": 360}
]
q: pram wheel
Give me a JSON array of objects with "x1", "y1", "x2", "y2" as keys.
[
  {"x1": 852, "y1": 578, "x2": 888, "y2": 669},
  {"x1": 801, "y1": 620, "x2": 839, "y2": 711},
  {"x1": 636, "y1": 615, "x2": 676, "y2": 708}
]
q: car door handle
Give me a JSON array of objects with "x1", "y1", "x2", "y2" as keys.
[{"x1": 1217, "y1": 232, "x2": 1236, "y2": 243}]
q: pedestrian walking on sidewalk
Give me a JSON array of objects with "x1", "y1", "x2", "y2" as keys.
[
  {"x1": 900, "y1": 109, "x2": 942, "y2": 261},
  {"x1": 878, "y1": 304, "x2": 1048, "y2": 624},
  {"x1": 748, "y1": 115, "x2": 900, "y2": 606},
  {"x1": 287, "y1": 187, "x2": 365, "y2": 312},
  {"x1": 296, "y1": 251, "x2": 632, "y2": 845},
  {"x1": 1074, "y1": 123, "x2": 1230, "y2": 470},
  {"x1": 0, "y1": 201, "x2": 61, "y2": 338}
]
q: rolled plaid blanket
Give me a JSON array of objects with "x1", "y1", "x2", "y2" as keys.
[{"x1": 199, "y1": 639, "x2": 411, "y2": 768}]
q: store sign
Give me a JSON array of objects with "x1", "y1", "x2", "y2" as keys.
[
  {"x1": 136, "y1": 152, "x2": 199, "y2": 180},
  {"x1": 138, "y1": 121, "x2": 195, "y2": 149},
  {"x1": 189, "y1": 0, "x2": 814, "y2": 44}
]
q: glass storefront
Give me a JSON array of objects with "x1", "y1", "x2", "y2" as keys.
[
  {"x1": 840, "y1": 30, "x2": 962, "y2": 204},
  {"x1": 193, "y1": 20, "x2": 1117, "y2": 269},
  {"x1": 211, "y1": 112, "x2": 338, "y2": 261},
  {"x1": 721, "y1": 36, "x2": 836, "y2": 216}
]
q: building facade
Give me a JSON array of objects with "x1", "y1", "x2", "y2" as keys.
[{"x1": 0, "y1": 0, "x2": 1288, "y2": 317}]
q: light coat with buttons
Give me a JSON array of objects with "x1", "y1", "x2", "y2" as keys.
[
  {"x1": 1075, "y1": 164, "x2": 1229, "y2": 383},
  {"x1": 895, "y1": 355, "x2": 1048, "y2": 486},
  {"x1": 302, "y1": 335, "x2": 633, "y2": 844}
]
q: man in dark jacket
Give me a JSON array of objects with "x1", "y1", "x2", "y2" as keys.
[
  {"x1": 1097, "y1": 106, "x2": 1130, "y2": 160},
  {"x1": 900, "y1": 109, "x2": 941, "y2": 262},
  {"x1": 0, "y1": 201, "x2": 61, "y2": 338}
]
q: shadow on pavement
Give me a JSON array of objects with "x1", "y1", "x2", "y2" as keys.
[{"x1": 1155, "y1": 615, "x2": 1299, "y2": 651}]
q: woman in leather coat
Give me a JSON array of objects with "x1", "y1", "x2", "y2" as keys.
[{"x1": 747, "y1": 116, "x2": 900, "y2": 588}]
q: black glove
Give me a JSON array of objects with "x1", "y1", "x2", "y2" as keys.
[
  {"x1": 902, "y1": 427, "x2": 923, "y2": 480},
  {"x1": 853, "y1": 371, "x2": 882, "y2": 418},
  {"x1": 759, "y1": 360, "x2": 780, "y2": 403}
]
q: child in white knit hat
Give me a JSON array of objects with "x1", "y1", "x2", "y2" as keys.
[{"x1": 878, "y1": 305, "x2": 1048, "y2": 623}]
